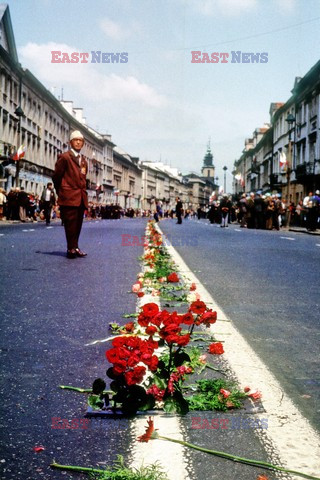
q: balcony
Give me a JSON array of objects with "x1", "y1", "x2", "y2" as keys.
[
  {"x1": 295, "y1": 162, "x2": 315, "y2": 180},
  {"x1": 269, "y1": 173, "x2": 282, "y2": 187}
]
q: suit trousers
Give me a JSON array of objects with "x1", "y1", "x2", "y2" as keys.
[{"x1": 60, "y1": 204, "x2": 85, "y2": 250}]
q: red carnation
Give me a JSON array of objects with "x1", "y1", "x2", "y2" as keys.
[
  {"x1": 125, "y1": 366, "x2": 146, "y2": 385},
  {"x1": 145, "y1": 325, "x2": 158, "y2": 336},
  {"x1": 208, "y1": 342, "x2": 224, "y2": 355},
  {"x1": 167, "y1": 272, "x2": 179, "y2": 283},
  {"x1": 142, "y1": 303, "x2": 160, "y2": 317},
  {"x1": 181, "y1": 312, "x2": 194, "y2": 325},
  {"x1": 189, "y1": 300, "x2": 207, "y2": 315},
  {"x1": 199, "y1": 310, "x2": 217, "y2": 327}
]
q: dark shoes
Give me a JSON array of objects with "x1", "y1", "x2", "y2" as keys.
[
  {"x1": 75, "y1": 248, "x2": 87, "y2": 257},
  {"x1": 66, "y1": 248, "x2": 87, "y2": 259}
]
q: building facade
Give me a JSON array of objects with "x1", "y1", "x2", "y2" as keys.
[{"x1": 233, "y1": 60, "x2": 320, "y2": 200}]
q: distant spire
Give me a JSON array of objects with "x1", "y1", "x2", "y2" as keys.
[{"x1": 203, "y1": 138, "x2": 214, "y2": 167}]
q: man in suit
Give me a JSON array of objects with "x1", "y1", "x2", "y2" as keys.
[
  {"x1": 175, "y1": 196, "x2": 183, "y2": 224},
  {"x1": 53, "y1": 130, "x2": 88, "y2": 258}
]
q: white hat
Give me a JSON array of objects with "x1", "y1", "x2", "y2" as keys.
[{"x1": 70, "y1": 130, "x2": 84, "y2": 141}]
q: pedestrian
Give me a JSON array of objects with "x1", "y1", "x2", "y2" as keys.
[
  {"x1": 238, "y1": 193, "x2": 248, "y2": 227},
  {"x1": 18, "y1": 187, "x2": 29, "y2": 222},
  {"x1": 53, "y1": 130, "x2": 88, "y2": 258},
  {"x1": 41, "y1": 182, "x2": 56, "y2": 225},
  {"x1": 220, "y1": 194, "x2": 231, "y2": 228},
  {"x1": 303, "y1": 191, "x2": 319, "y2": 231},
  {"x1": 175, "y1": 196, "x2": 183, "y2": 224},
  {"x1": 0, "y1": 188, "x2": 7, "y2": 220}
]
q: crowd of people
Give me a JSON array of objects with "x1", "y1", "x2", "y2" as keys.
[{"x1": 0, "y1": 186, "x2": 319, "y2": 232}]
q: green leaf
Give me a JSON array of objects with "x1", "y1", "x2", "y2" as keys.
[
  {"x1": 163, "y1": 392, "x2": 189, "y2": 415},
  {"x1": 88, "y1": 394, "x2": 104, "y2": 410}
]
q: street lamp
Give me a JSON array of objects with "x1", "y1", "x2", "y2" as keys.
[
  {"x1": 285, "y1": 112, "x2": 296, "y2": 226},
  {"x1": 223, "y1": 166, "x2": 228, "y2": 194}
]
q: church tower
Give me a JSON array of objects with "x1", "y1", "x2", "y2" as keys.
[{"x1": 201, "y1": 139, "x2": 215, "y2": 178}]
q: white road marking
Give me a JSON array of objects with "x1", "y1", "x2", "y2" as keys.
[
  {"x1": 280, "y1": 236, "x2": 295, "y2": 241},
  {"x1": 235, "y1": 229, "x2": 242, "y2": 232},
  {"x1": 0, "y1": 233, "x2": 4, "y2": 236},
  {"x1": 22, "y1": 229, "x2": 35, "y2": 232},
  {"x1": 316, "y1": 244, "x2": 320, "y2": 247},
  {"x1": 46, "y1": 226, "x2": 53, "y2": 229},
  {"x1": 130, "y1": 238, "x2": 189, "y2": 480},
  {"x1": 158, "y1": 224, "x2": 320, "y2": 479}
]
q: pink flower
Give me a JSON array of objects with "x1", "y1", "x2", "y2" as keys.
[
  {"x1": 158, "y1": 277, "x2": 167, "y2": 283},
  {"x1": 132, "y1": 283, "x2": 141, "y2": 293},
  {"x1": 220, "y1": 388, "x2": 231, "y2": 398},
  {"x1": 190, "y1": 283, "x2": 197, "y2": 291},
  {"x1": 248, "y1": 390, "x2": 262, "y2": 401},
  {"x1": 199, "y1": 354, "x2": 207, "y2": 364},
  {"x1": 195, "y1": 293, "x2": 201, "y2": 300},
  {"x1": 151, "y1": 289, "x2": 160, "y2": 296}
]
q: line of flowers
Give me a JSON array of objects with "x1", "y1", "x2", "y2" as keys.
[{"x1": 87, "y1": 220, "x2": 261, "y2": 415}]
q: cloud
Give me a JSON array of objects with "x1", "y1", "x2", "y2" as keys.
[
  {"x1": 18, "y1": 42, "x2": 167, "y2": 108},
  {"x1": 98, "y1": 17, "x2": 141, "y2": 40},
  {"x1": 99, "y1": 18, "x2": 129, "y2": 40},
  {"x1": 181, "y1": 0, "x2": 257, "y2": 16}
]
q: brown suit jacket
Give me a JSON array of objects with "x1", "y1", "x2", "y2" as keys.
[{"x1": 52, "y1": 151, "x2": 88, "y2": 208}]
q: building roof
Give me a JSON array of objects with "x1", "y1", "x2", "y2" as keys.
[{"x1": 0, "y1": 4, "x2": 18, "y2": 62}]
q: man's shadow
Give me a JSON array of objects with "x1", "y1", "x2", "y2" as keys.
[{"x1": 35, "y1": 250, "x2": 66, "y2": 257}]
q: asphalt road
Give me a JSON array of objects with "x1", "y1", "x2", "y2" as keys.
[
  {"x1": 159, "y1": 218, "x2": 320, "y2": 432},
  {"x1": 0, "y1": 217, "x2": 317, "y2": 480},
  {"x1": 0, "y1": 219, "x2": 146, "y2": 480}
]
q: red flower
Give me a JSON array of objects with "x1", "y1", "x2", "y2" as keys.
[
  {"x1": 175, "y1": 334, "x2": 190, "y2": 347},
  {"x1": 181, "y1": 312, "x2": 194, "y2": 325},
  {"x1": 145, "y1": 325, "x2": 157, "y2": 336},
  {"x1": 146, "y1": 385, "x2": 165, "y2": 401},
  {"x1": 125, "y1": 366, "x2": 146, "y2": 385},
  {"x1": 124, "y1": 322, "x2": 135, "y2": 332},
  {"x1": 208, "y1": 342, "x2": 224, "y2": 354},
  {"x1": 190, "y1": 283, "x2": 197, "y2": 291},
  {"x1": 142, "y1": 303, "x2": 160, "y2": 317},
  {"x1": 220, "y1": 388, "x2": 231, "y2": 398},
  {"x1": 199, "y1": 310, "x2": 217, "y2": 327},
  {"x1": 137, "y1": 417, "x2": 155, "y2": 442},
  {"x1": 33, "y1": 446, "x2": 45, "y2": 452},
  {"x1": 189, "y1": 300, "x2": 207, "y2": 315},
  {"x1": 244, "y1": 386, "x2": 251, "y2": 393},
  {"x1": 167, "y1": 272, "x2": 179, "y2": 282},
  {"x1": 248, "y1": 390, "x2": 262, "y2": 401},
  {"x1": 137, "y1": 291, "x2": 145, "y2": 298}
]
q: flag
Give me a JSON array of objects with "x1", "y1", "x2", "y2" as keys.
[
  {"x1": 13, "y1": 144, "x2": 26, "y2": 161},
  {"x1": 234, "y1": 173, "x2": 242, "y2": 181},
  {"x1": 279, "y1": 151, "x2": 287, "y2": 169}
]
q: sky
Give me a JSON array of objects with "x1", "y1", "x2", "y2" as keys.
[{"x1": 5, "y1": 0, "x2": 320, "y2": 191}]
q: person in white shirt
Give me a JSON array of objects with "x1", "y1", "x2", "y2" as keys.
[{"x1": 41, "y1": 182, "x2": 56, "y2": 225}]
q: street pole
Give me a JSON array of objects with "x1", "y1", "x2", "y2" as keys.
[
  {"x1": 223, "y1": 166, "x2": 227, "y2": 194},
  {"x1": 285, "y1": 113, "x2": 295, "y2": 227},
  {"x1": 287, "y1": 137, "x2": 292, "y2": 227},
  {"x1": 14, "y1": 77, "x2": 24, "y2": 188}
]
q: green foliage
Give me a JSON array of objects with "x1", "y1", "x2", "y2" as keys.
[
  {"x1": 187, "y1": 379, "x2": 247, "y2": 412},
  {"x1": 89, "y1": 455, "x2": 169, "y2": 480},
  {"x1": 163, "y1": 392, "x2": 189, "y2": 415}
]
